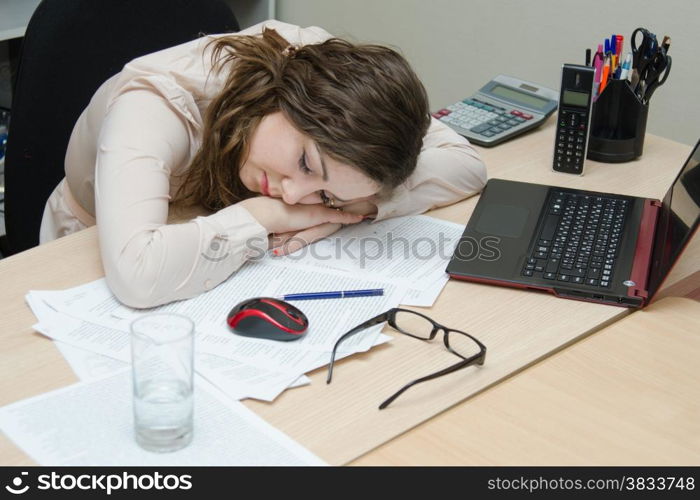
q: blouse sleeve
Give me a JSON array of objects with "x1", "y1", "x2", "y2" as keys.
[
  {"x1": 94, "y1": 21, "x2": 338, "y2": 309},
  {"x1": 374, "y1": 117, "x2": 487, "y2": 220},
  {"x1": 95, "y1": 90, "x2": 268, "y2": 309}
]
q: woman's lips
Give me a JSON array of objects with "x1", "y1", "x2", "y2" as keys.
[{"x1": 261, "y1": 171, "x2": 270, "y2": 196}]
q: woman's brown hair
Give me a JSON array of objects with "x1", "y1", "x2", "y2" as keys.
[{"x1": 175, "y1": 28, "x2": 430, "y2": 211}]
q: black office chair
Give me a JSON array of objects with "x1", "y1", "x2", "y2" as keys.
[{"x1": 2, "y1": 0, "x2": 239, "y2": 255}]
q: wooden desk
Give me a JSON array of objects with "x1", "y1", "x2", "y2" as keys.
[
  {"x1": 1, "y1": 124, "x2": 698, "y2": 465},
  {"x1": 352, "y1": 296, "x2": 700, "y2": 465}
]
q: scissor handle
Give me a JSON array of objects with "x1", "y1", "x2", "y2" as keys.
[
  {"x1": 631, "y1": 28, "x2": 657, "y2": 68},
  {"x1": 631, "y1": 27, "x2": 648, "y2": 53},
  {"x1": 631, "y1": 28, "x2": 655, "y2": 53},
  {"x1": 656, "y1": 54, "x2": 672, "y2": 86},
  {"x1": 642, "y1": 55, "x2": 672, "y2": 104}
]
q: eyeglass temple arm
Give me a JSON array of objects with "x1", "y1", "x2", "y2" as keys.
[
  {"x1": 326, "y1": 312, "x2": 390, "y2": 384},
  {"x1": 378, "y1": 355, "x2": 482, "y2": 410}
]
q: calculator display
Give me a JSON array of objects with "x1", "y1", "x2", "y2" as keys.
[{"x1": 490, "y1": 84, "x2": 551, "y2": 110}]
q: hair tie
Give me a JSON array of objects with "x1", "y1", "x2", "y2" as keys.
[{"x1": 282, "y1": 44, "x2": 299, "y2": 58}]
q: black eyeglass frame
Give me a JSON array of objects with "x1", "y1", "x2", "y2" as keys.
[{"x1": 326, "y1": 307, "x2": 487, "y2": 409}]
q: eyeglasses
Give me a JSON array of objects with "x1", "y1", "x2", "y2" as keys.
[{"x1": 327, "y1": 308, "x2": 487, "y2": 409}]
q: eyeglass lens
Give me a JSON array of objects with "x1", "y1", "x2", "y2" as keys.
[{"x1": 392, "y1": 310, "x2": 482, "y2": 359}]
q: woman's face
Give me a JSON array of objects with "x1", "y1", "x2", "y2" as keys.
[{"x1": 239, "y1": 112, "x2": 380, "y2": 206}]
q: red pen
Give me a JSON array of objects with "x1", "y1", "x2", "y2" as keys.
[{"x1": 615, "y1": 35, "x2": 624, "y2": 71}]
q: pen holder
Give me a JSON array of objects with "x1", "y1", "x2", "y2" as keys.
[{"x1": 587, "y1": 79, "x2": 648, "y2": 163}]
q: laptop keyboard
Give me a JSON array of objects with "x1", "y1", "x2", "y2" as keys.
[{"x1": 522, "y1": 191, "x2": 629, "y2": 288}]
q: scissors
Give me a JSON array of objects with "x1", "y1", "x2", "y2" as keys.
[
  {"x1": 631, "y1": 28, "x2": 657, "y2": 88},
  {"x1": 631, "y1": 27, "x2": 670, "y2": 102},
  {"x1": 639, "y1": 51, "x2": 671, "y2": 103}
]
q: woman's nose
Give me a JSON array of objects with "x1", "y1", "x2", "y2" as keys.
[{"x1": 281, "y1": 177, "x2": 315, "y2": 205}]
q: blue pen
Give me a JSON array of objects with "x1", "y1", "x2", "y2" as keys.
[{"x1": 279, "y1": 288, "x2": 384, "y2": 301}]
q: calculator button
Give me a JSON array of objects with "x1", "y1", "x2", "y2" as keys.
[
  {"x1": 471, "y1": 124, "x2": 491, "y2": 133},
  {"x1": 481, "y1": 130, "x2": 496, "y2": 137},
  {"x1": 510, "y1": 110, "x2": 523, "y2": 117},
  {"x1": 506, "y1": 119, "x2": 519, "y2": 126},
  {"x1": 520, "y1": 112, "x2": 534, "y2": 120}
]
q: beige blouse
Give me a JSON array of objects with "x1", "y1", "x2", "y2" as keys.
[{"x1": 44, "y1": 20, "x2": 487, "y2": 308}]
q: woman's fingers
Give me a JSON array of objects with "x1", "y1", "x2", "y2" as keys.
[
  {"x1": 274, "y1": 223, "x2": 343, "y2": 256},
  {"x1": 320, "y1": 207, "x2": 364, "y2": 225},
  {"x1": 241, "y1": 196, "x2": 363, "y2": 234},
  {"x1": 269, "y1": 231, "x2": 297, "y2": 250}
]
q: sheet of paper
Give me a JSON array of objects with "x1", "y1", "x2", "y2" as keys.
[
  {"x1": 53, "y1": 341, "x2": 128, "y2": 381},
  {"x1": 400, "y1": 273, "x2": 450, "y2": 307},
  {"x1": 288, "y1": 375, "x2": 311, "y2": 389},
  {"x1": 197, "y1": 324, "x2": 387, "y2": 373},
  {"x1": 25, "y1": 221, "x2": 415, "y2": 404},
  {"x1": 35, "y1": 264, "x2": 401, "y2": 352},
  {"x1": 195, "y1": 353, "x2": 301, "y2": 402},
  {"x1": 27, "y1": 291, "x2": 129, "y2": 381},
  {"x1": 196, "y1": 334, "x2": 394, "y2": 402},
  {"x1": 33, "y1": 319, "x2": 131, "y2": 362},
  {"x1": 0, "y1": 371, "x2": 326, "y2": 466},
  {"x1": 32, "y1": 315, "x2": 310, "y2": 403},
  {"x1": 29, "y1": 296, "x2": 391, "y2": 403},
  {"x1": 268, "y1": 215, "x2": 463, "y2": 306}
]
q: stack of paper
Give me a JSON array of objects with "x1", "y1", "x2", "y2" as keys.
[
  {"x1": 25, "y1": 215, "x2": 463, "y2": 402},
  {"x1": 26, "y1": 268, "x2": 401, "y2": 401},
  {"x1": 3, "y1": 215, "x2": 464, "y2": 464}
]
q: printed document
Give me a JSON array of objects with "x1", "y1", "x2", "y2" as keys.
[{"x1": 0, "y1": 370, "x2": 326, "y2": 466}]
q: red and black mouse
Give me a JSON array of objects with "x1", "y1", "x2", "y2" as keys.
[{"x1": 227, "y1": 297, "x2": 309, "y2": 341}]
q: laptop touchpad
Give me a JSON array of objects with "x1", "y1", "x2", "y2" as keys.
[{"x1": 475, "y1": 204, "x2": 530, "y2": 238}]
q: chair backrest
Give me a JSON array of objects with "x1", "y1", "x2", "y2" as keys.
[{"x1": 3, "y1": 0, "x2": 239, "y2": 255}]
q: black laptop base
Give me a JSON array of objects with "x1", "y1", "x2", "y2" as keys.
[{"x1": 446, "y1": 179, "x2": 647, "y2": 308}]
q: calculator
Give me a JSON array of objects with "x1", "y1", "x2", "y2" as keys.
[{"x1": 434, "y1": 75, "x2": 559, "y2": 147}]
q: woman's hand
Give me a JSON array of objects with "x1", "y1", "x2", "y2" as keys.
[
  {"x1": 240, "y1": 196, "x2": 363, "y2": 234},
  {"x1": 269, "y1": 222, "x2": 344, "y2": 256},
  {"x1": 333, "y1": 198, "x2": 378, "y2": 218}
]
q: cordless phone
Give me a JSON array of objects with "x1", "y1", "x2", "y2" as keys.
[{"x1": 553, "y1": 64, "x2": 595, "y2": 175}]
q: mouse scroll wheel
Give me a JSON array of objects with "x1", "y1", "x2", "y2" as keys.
[{"x1": 287, "y1": 309, "x2": 301, "y2": 320}]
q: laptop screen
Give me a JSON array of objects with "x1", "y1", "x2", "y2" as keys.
[{"x1": 647, "y1": 140, "x2": 700, "y2": 300}]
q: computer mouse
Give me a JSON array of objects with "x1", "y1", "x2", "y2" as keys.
[{"x1": 226, "y1": 297, "x2": 309, "y2": 341}]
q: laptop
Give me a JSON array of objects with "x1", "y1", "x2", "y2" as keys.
[{"x1": 446, "y1": 139, "x2": 700, "y2": 307}]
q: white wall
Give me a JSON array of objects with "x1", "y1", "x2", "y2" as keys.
[
  {"x1": 277, "y1": 0, "x2": 699, "y2": 146},
  {"x1": 226, "y1": 0, "x2": 275, "y2": 29}
]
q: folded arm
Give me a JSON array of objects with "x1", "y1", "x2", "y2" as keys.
[
  {"x1": 95, "y1": 90, "x2": 268, "y2": 308},
  {"x1": 374, "y1": 117, "x2": 487, "y2": 220}
]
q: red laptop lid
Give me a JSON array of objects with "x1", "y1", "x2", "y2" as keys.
[{"x1": 647, "y1": 139, "x2": 700, "y2": 301}]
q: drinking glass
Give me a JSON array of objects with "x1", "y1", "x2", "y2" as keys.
[{"x1": 130, "y1": 313, "x2": 194, "y2": 452}]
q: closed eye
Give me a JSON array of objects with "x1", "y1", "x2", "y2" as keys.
[{"x1": 298, "y1": 151, "x2": 312, "y2": 174}]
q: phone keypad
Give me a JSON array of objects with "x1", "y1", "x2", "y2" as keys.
[{"x1": 554, "y1": 109, "x2": 588, "y2": 174}]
